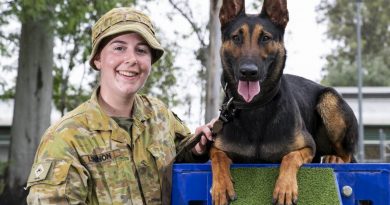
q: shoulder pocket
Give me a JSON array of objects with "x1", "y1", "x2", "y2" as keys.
[
  {"x1": 27, "y1": 160, "x2": 71, "y2": 187},
  {"x1": 148, "y1": 143, "x2": 175, "y2": 169}
]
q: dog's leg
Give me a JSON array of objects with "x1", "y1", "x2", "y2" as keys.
[
  {"x1": 317, "y1": 89, "x2": 358, "y2": 163},
  {"x1": 273, "y1": 147, "x2": 313, "y2": 205},
  {"x1": 210, "y1": 146, "x2": 236, "y2": 205}
]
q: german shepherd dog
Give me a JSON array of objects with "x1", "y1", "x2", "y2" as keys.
[{"x1": 210, "y1": 0, "x2": 358, "y2": 204}]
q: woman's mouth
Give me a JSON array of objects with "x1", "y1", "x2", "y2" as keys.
[{"x1": 117, "y1": 70, "x2": 138, "y2": 77}]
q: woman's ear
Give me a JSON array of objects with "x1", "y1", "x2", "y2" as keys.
[{"x1": 93, "y1": 54, "x2": 101, "y2": 70}]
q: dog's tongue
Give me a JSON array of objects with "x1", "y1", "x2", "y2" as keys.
[{"x1": 238, "y1": 81, "x2": 260, "y2": 102}]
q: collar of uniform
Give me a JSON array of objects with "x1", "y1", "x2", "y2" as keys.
[
  {"x1": 131, "y1": 94, "x2": 153, "y2": 143},
  {"x1": 132, "y1": 94, "x2": 153, "y2": 123},
  {"x1": 84, "y1": 87, "x2": 153, "y2": 132},
  {"x1": 85, "y1": 88, "x2": 117, "y2": 131}
]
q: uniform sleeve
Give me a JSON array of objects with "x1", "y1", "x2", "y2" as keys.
[
  {"x1": 169, "y1": 111, "x2": 209, "y2": 163},
  {"x1": 26, "y1": 129, "x2": 89, "y2": 205}
]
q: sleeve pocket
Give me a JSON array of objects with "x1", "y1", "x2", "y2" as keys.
[{"x1": 27, "y1": 160, "x2": 71, "y2": 187}]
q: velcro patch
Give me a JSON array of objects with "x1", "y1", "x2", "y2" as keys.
[{"x1": 28, "y1": 161, "x2": 52, "y2": 183}]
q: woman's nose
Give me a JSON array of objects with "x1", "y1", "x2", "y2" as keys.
[{"x1": 123, "y1": 52, "x2": 137, "y2": 66}]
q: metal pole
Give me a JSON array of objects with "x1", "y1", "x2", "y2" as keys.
[
  {"x1": 379, "y1": 129, "x2": 385, "y2": 162},
  {"x1": 356, "y1": 0, "x2": 365, "y2": 162}
]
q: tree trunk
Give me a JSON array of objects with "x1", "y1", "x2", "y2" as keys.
[
  {"x1": 0, "y1": 17, "x2": 54, "y2": 204},
  {"x1": 205, "y1": 0, "x2": 223, "y2": 122}
]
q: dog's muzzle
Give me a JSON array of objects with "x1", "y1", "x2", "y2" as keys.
[
  {"x1": 239, "y1": 63, "x2": 258, "y2": 81},
  {"x1": 237, "y1": 63, "x2": 261, "y2": 103}
]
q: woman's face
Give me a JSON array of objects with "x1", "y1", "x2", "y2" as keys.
[{"x1": 94, "y1": 33, "x2": 152, "y2": 99}]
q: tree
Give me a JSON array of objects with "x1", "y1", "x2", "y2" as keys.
[
  {"x1": 51, "y1": 0, "x2": 182, "y2": 113},
  {"x1": 163, "y1": 0, "x2": 262, "y2": 123},
  {"x1": 0, "y1": 2, "x2": 18, "y2": 99},
  {"x1": 164, "y1": 0, "x2": 223, "y2": 123},
  {"x1": 0, "y1": 1, "x2": 55, "y2": 204},
  {"x1": 140, "y1": 48, "x2": 180, "y2": 107},
  {"x1": 1, "y1": 1, "x2": 182, "y2": 111},
  {"x1": 317, "y1": 0, "x2": 390, "y2": 86},
  {"x1": 0, "y1": 1, "x2": 148, "y2": 203},
  {"x1": 0, "y1": 1, "x2": 184, "y2": 201},
  {"x1": 206, "y1": 0, "x2": 222, "y2": 122}
]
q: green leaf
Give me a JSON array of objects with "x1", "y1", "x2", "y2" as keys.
[{"x1": 318, "y1": 0, "x2": 390, "y2": 86}]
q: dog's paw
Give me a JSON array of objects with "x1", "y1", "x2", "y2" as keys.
[
  {"x1": 321, "y1": 155, "x2": 346, "y2": 163},
  {"x1": 211, "y1": 179, "x2": 237, "y2": 205},
  {"x1": 272, "y1": 176, "x2": 298, "y2": 205}
]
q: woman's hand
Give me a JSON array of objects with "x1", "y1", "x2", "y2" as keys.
[{"x1": 192, "y1": 118, "x2": 218, "y2": 155}]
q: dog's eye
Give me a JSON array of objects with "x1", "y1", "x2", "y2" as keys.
[
  {"x1": 261, "y1": 35, "x2": 272, "y2": 42},
  {"x1": 232, "y1": 35, "x2": 242, "y2": 44}
]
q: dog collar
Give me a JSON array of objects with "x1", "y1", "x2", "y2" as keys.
[{"x1": 218, "y1": 81, "x2": 281, "y2": 124}]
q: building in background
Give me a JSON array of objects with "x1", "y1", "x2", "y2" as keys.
[
  {"x1": 335, "y1": 87, "x2": 390, "y2": 162},
  {"x1": 0, "y1": 100, "x2": 13, "y2": 162},
  {"x1": 0, "y1": 100, "x2": 61, "y2": 162},
  {"x1": 0, "y1": 87, "x2": 389, "y2": 162}
]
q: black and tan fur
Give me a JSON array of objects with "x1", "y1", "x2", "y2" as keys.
[{"x1": 210, "y1": 0, "x2": 358, "y2": 204}]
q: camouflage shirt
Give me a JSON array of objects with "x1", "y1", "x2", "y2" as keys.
[{"x1": 26, "y1": 88, "x2": 203, "y2": 205}]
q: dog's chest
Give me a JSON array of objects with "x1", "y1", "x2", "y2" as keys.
[
  {"x1": 215, "y1": 121, "x2": 293, "y2": 163},
  {"x1": 213, "y1": 100, "x2": 302, "y2": 162},
  {"x1": 214, "y1": 136, "x2": 288, "y2": 163}
]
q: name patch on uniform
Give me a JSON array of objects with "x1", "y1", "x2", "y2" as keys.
[
  {"x1": 88, "y1": 153, "x2": 112, "y2": 163},
  {"x1": 82, "y1": 150, "x2": 121, "y2": 164}
]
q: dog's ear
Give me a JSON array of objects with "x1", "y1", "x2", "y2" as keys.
[
  {"x1": 219, "y1": 0, "x2": 245, "y2": 28},
  {"x1": 260, "y1": 0, "x2": 289, "y2": 29}
]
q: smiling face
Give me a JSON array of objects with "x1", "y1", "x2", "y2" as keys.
[{"x1": 94, "y1": 33, "x2": 152, "y2": 101}]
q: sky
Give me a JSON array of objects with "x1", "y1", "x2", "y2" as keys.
[
  {"x1": 282, "y1": 0, "x2": 332, "y2": 82},
  {"x1": 141, "y1": 0, "x2": 330, "y2": 80},
  {"x1": 137, "y1": 0, "x2": 333, "y2": 129}
]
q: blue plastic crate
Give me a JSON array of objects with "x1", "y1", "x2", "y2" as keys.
[{"x1": 171, "y1": 163, "x2": 390, "y2": 205}]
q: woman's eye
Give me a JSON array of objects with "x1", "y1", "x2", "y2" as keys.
[
  {"x1": 114, "y1": 46, "x2": 125, "y2": 51},
  {"x1": 136, "y1": 48, "x2": 146, "y2": 53},
  {"x1": 136, "y1": 46, "x2": 150, "y2": 55}
]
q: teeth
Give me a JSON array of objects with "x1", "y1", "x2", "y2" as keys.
[{"x1": 118, "y1": 70, "x2": 137, "y2": 77}]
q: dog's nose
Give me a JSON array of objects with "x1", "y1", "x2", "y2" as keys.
[{"x1": 239, "y1": 64, "x2": 258, "y2": 78}]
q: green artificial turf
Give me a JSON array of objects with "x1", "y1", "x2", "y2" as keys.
[{"x1": 230, "y1": 167, "x2": 341, "y2": 205}]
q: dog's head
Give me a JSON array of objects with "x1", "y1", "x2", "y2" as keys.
[{"x1": 220, "y1": 0, "x2": 288, "y2": 103}]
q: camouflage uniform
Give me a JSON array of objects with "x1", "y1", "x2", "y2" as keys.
[{"x1": 26, "y1": 88, "x2": 203, "y2": 204}]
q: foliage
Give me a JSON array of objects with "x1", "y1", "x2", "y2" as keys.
[
  {"x1": 52, "y1": 65, "x2": 93, "y2": 114},
  {"x1": 0, "y1": 1, "x2": 19, "y2": 97},
  {"x1": 0, "y1": 7, "x2": 13, "y2": 57},
  {"x1": 51, "y1": 0, "x2": 134, "y2": 114},
  {"x1": 317, "y1": 0, "x2": 390, "y2": 86},
  {"x1": 140, "y1": 48, "x2": 179, "y2": 107},
  {"x1": 0, "y1": 0, "x2": 181, "y2": 114}
]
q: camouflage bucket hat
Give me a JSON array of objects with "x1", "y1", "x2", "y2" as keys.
[{"x1": 89, "y1": 7, "x2": 164, "y2": 70}]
